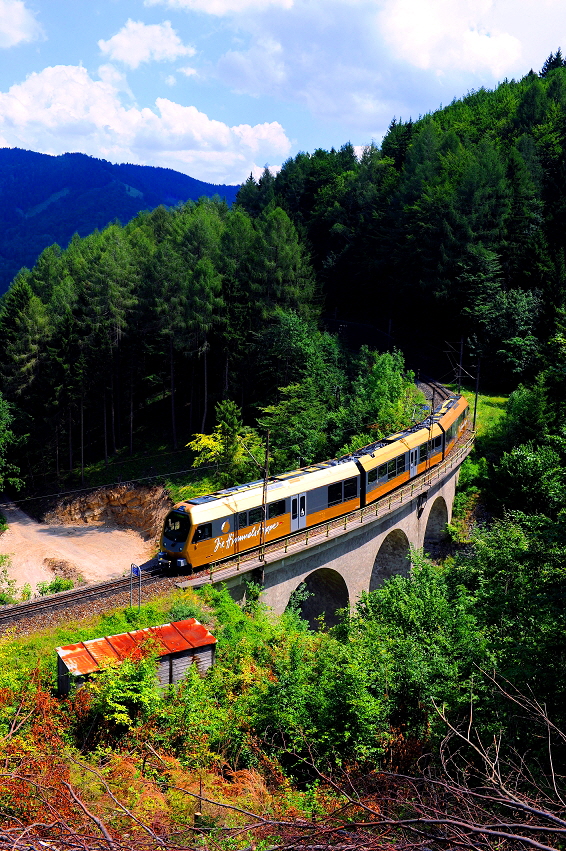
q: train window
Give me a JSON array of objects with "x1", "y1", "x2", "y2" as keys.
[
  {"x1": 248, "y1": 507, "x2": 264, "y2": 525},
  {"x1": 238, "y1": 511, "x2": 248, "y2": 529},
  {"x1": 396, "y1": 455, "x2": 406, "y2": 475},
  {"x1": 192, "y1": 523, "x2": 212, "y2": 543},
  {"x1": 387, "y1": 459, "x2": 397, "y2": 480},
  {"x1": 378, "y1": 464, "x2": 387, "y2": 479},
  {"x1": 163, "y1": 512, "x2": 191, "y2": 543},
  {"x1": 268, "y1": 500, "x2": 286, "y2": 519},
  {"x1": 328, "y1": 482, "x2": 343, "y2": 506},
  {"x1": 434, "y1": 436, "x2": 442, "y2": 449},
  {"x1": 368, "y1": 468, "x2": 378, "y2": 484},
  {"x1": 419, "y1": 443, "x2": 428, "y2": 463},
  {"x1": 344, "y1": 477, "x2": 357, "y2": 499}
]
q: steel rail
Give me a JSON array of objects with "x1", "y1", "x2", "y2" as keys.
[{"x1": 0, "y1": 566, "x2": 166, "y2": 625}]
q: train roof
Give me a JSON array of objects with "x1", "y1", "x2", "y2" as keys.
[{"x1": 172, "y1": 392, "x2": 464, "y2": 518}]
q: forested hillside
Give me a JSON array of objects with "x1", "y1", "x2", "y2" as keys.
[
  {"x1": 239, "y1": 59, "x2": 566, "y2": 384},
  {"x1": 0, "y1": 148, "x2": 239, "y2": 295},
  {"x1": 2, "y1": 58, "x2": 566, "y2": 851},
  {"x1": 0, "y1": 195, "x2": 421, "y2": 491},
  {"x1": 2, "y1": 61, "x2": 566, "y2": 495}
]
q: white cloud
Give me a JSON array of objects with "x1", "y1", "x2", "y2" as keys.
[
  {"x1": 144, "y1": 0, "x2": 292, "y2": 15},
  {"x1": 0, "y1": 0, "x2": 43, "y2": 48},
  {"x1": 179, "y1": 66, "x2": 198, "y2": 77},
  {"x1": 251, "y1": 163, "x2": 281, "y2": 179},
  {"x1": 98, "y1": 19, "x2": 195, "y2": 69},
  {"x1": 97, "y1": 63, "x2": 134, "y2": 97},
  {"x1": 0, "y1": 64, "x2": 291, "y2": 183},
  {"x1": 379, "y1": 0, "x2": 521, "y2": 76},
  {"x1": 211, "y1": 0, "x2": 536, "y2": 143}
]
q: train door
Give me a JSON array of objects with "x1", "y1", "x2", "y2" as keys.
[
  {"x1": 291, "y1": 493, "x2": 307, "y2": 532},
  {"x1": 409, "y1": 449, "x2": 418, "y2": 478}
]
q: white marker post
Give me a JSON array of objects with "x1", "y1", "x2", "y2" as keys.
[{"x1": 131, "y1": 563, "x2": 141, "y2": 611}]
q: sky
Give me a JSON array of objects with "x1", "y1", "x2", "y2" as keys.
[{"x1": 0, "y1": 0, "x2": 563, "y2": 185}]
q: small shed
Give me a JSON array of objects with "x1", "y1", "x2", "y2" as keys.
[{"x1": 56, "y1": 618, "x2": 216, "y2": 697}]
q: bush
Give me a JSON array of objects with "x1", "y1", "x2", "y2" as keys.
[
  {"x1": 36, "y1": 577, "x2": 74, "y2": 596},
  {"x1": 168, "y1": 599, "x2": 208, "y2": 622}
]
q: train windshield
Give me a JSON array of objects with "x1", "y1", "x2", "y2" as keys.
[{"x1": 163, "y1": 511, "x2": 191, "y2": 543}]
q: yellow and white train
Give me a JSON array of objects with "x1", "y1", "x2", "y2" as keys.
[{"x1": 158, "y1": 392, "x2": 469, "y2": 571}]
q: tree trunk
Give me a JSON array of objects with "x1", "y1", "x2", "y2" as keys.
[
  {"x1": 170, "y1": 336, "x2": 177, "y2": 450},
  {"x1": 103, "y1": 392, "x2": 108, "y2": 466},
  {"x1": 110, "y1": 372, "x2": 117, "y2": 455},
  {"x1": 80, "y1": 397, "x2": 84, "y2": 486},
  {"x1": 189, "y1": 372, "x2": 194, "y2": 434},
  {"x1": 129, "y1": 383, "x2": 134, "y2": 455},
  {"x1": 68, "y1": 406, "x2": 73, "y2": 473},
  {"x1": 201, "y1": 344, "x2": 208, "y2": 432}
]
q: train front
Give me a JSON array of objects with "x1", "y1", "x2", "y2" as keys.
[{"x1": 157, "y1": 505, "x2": 192, "y2": 571}]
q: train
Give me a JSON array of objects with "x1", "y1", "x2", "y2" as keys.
[{"x1": 157, "y1": 391, "x2": 470, "y2": 572}]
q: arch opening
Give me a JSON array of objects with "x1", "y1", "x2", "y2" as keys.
[
  {"x1": 424, "y1": 496, "x2": 449, "y2": 544},
  {"x1": 287, "y1": 568, "x2": 349, "y2": 630},
  {"x1": 370, "y1": 528, "x2": 410, "y2": 591}
]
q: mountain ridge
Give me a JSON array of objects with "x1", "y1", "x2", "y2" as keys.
[{"x1": 0, "y1": 147, "x2": 240, "y2": 294}]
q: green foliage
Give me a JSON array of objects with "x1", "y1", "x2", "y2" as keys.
[
  {"x1": 0, "y1": 560, "x2": 17, "y2": 605},
  {"x1": 0, "y1": 513, "x2": 7, "y2": 534},
  {"x1": 446, "y1": 455, "x2": 488, "y2": 543},
  {"x1": 452, "y1": 514, "x2": 566, "y2": 712},
  {"x1": 87, "y1": 644, "x2": 162, "y2": 728},
  {"x1": 0, "y1": 559, "x2": 30, "y2": 605},
  {"x1": 258, "y1": 325, "x2": 421, "y2": 471},
  {"x1": 167, "y1": 595, "x2": 209, "y2": 623},
  {"x1": 491, "y1": 442, "x2": 566, "y2": 516},
  {"x1": 347, "y1": 551, "x2": 488, "y2": 738},
  {"x1": 0, "y1": 392, "x2": 21, "y2": 491},
  {"x1": 36, "y1": 577, "x2": 74, "y2": 596},
  {"x1": 187, "y1": 400, "x2": 264, "y2": 488}
]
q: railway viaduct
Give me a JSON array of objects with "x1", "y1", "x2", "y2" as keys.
[{"x1": 182, "y1": 435, "x2": 474, "y2": 627}]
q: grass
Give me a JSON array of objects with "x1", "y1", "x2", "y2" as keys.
[
  {"x1": 444, "y1": 384, "x2": 510, "y2": 543},
  {"x1": 447, "y1": 383, "x2": 509, "y2": 436},
  {"x1": 166, "y1": 473, "x2": 218, "y2": 504},
  {"x1": 0, "y1": 587, "x2": 211, "y2": 689},
  {"x1": 0, "y1": 513, "x2": 7, "y2": 535}
]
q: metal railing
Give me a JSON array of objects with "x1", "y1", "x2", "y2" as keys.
[{"x1": 199, "y1": 432, "x2": 475, "y2": 582}]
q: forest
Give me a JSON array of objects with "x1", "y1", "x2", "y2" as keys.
[
  {"x1": 0, "y1": 54, "x2": 566, "y2": 850},
  {"x1": 0, "y1": 148, "x2": 239, "y2": 296},
  {"x1": 3, "y1": 59, "x2": 566, "y2": 490}
]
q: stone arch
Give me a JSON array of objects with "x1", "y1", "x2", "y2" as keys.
[
  {"x1": 370, "y1": 529, "x2": 411, "y2": 591},
  {"x1": 424, "y1": 496, "x2": 449, "y2": 544},
  {"x1": 287, "y1": 568, "x2": 349, "y2": 630}
]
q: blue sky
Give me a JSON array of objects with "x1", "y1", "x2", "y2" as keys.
[{"x1": 0, "y1": 0, "x2": 562, "y2": 185}]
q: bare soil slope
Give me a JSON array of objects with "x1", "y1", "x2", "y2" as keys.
[{"x1": 0, "y1": 500, "x2": 154, "y2": 591}]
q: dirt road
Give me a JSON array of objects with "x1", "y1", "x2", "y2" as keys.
[{"x1": 0, "y1": 499, "x2": 154, "y2": 592}]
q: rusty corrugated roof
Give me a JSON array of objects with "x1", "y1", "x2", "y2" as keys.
[{"x1": 56, "y1": 618, "x2": 216, "y2": 677}]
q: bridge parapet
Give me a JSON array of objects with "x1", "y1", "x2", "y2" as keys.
[{"x1": 179, "y1": 433, "x2": 474, "y2": 590}]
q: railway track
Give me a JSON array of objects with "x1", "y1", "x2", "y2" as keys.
[
  {"x1": 417, "y1": 376, "x2": 452, "y2": 403},
  {"x1": 0, "y1": 565, "x2": 169, "y2": 625}
]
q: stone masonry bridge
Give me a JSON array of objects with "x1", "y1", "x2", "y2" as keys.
[{"x1": 179, "y1": 434, "x2": 474, "y2": 627}]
